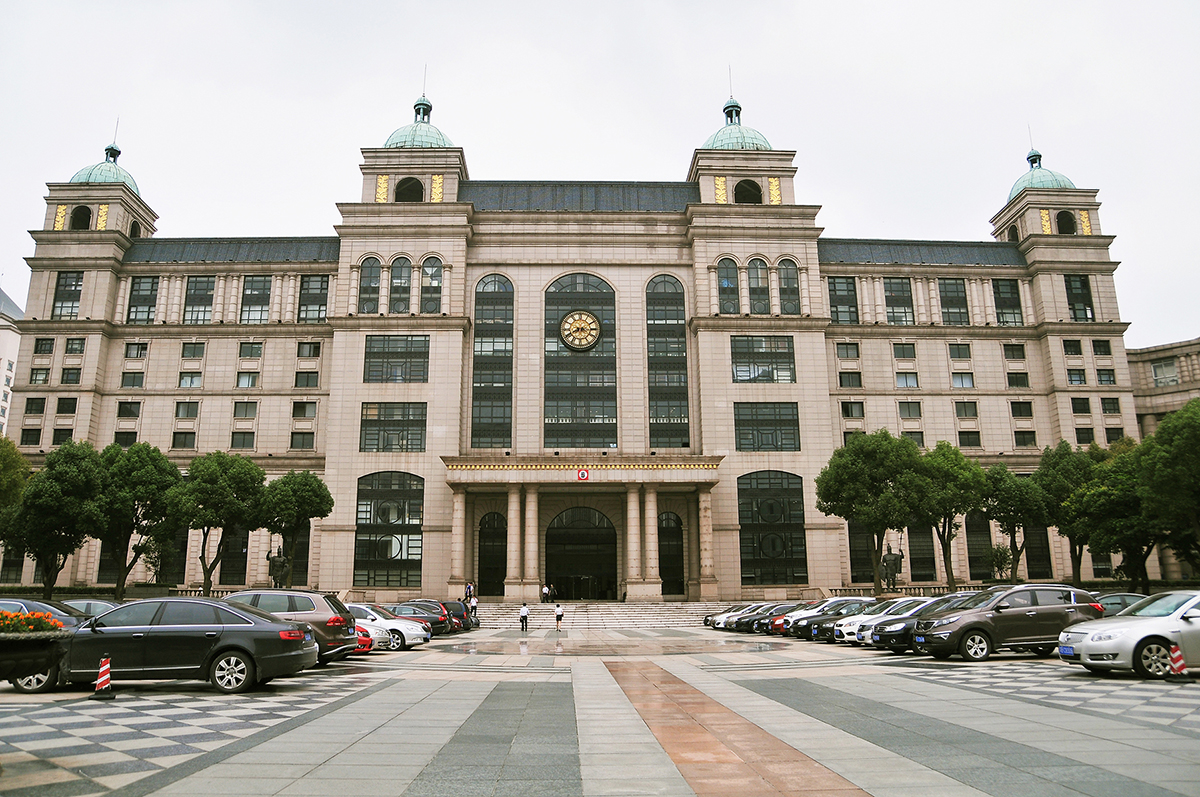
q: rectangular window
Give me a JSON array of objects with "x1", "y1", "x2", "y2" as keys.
[
  {"x1": 364, "y1": 335, "x2": 429, "y2": 383},
  {"x1": 835, "y1": 342, "x2": 859, "y2": 359},
  {"x1": 52, "y1": 272, "x2": 83, "y2": 320},
  {"x1": 1063, "y1": 339, "x2": 1083, "y2": 356},
  {"x1": 1075, "y1": 427, "x2": 1095, "y2": 445},
  {"x1": 295, "y1": 371, "x2": 319, "y2": 388},
  {"x1": 898, "y1": 401, "x2": 921, "y2": 418},
  {"x1": 1067, "y1": 369, "x2": 1087, "y2": 385},
  {"x1": 240, "y1": 275, "x2": 271, "y2": 324},
  {"x1": 1002, "y1": 344, "x2": 1026, "y2": 360},
  {"x1": 20, "y1": 428, "x2": 41, "y2": 446},
  {"x1": 230, "y1": 431, "x2": 255, "y2": 449},
  {"x1": 26, "y1": 397, "x2": 46, "y2": 415},
  {"x1": 1092, "y1": 339, "x2": 1112, "y2": 356},
  {"x1": 938, "y1": 278, "x2": 969, "y2": 326},
  {"x1": 117, "y1": 401, "x2": 140, "y2": 418},
  {"x1": 958, "y1": 430, "x2": 982, "y2": 447},
  {"x1": 884, "y1": 278, "x2": 914, "y2": 325},
  {"x1": 52, "y1": 428, "x2": 73, "y2": 445},
  {"x1": 179, "y1": 372, "x2": 203, "y2": 388},
  {"x1": 113, "y1": 431, "x2": 137, "y2": 448},
  {"x1": 734, "y1": 403, "x2": 801, "y2": 451},
  {"x1": 731, "y1": 336, "x2": 796, "y2": 383},
  {"x1": 992, "y1": 278, "x2": 1023, "y2": 326},
  {"x1": 293, "y1": 401, "x2": 317, "y2": 418},
  {"x1": 1014, "y1": 431, "x2": 1038, "y2": 448},
  {"x1": 1151, "y1": 358, "x2": 1178, "y2": 386},
  {"x1": 1097, "y1": 369, "x2": 1116, "y2": 385},
  {"x1": 183, "y1": 276, "x2": 215, "y2": 324},
  {"x1": 172, "y1": 431, "x2": 197, "y2": 449},
  {"x1": 843, "y1": 430, "x2": 859, "y2": 447},
  {"x1": 57, "y1": 397, "x2": 77, "y2": 414},
  {"x1": 893, "y1": 343, "x2": 916, "y2": 359},
  {"x1": 291, "y1": 432, "x2": 315, "y2": 449},
  {"x1": 1071, "y1": 397, "x2": 1092, "y2": 414},
  {"x1": 839, "y1": 372, "x2": 862, "y2": 388},
  {"x1": 121, "y1": 372, "x2": 144, "y2": 388},
  {"x1": 955, "y1": 401, "x2": 977, "y2": 418},
  {"x1": 65, "y1": 338, "x2": 85, "y2": 354},
  {"x1": 297, "y1": 341, "x2": 321, "y2": 358},
  {"x1": 233, "y1": 401, "x2": 257, "y2": 418},
  {"x1": 828, "y1": 276, "x2": 859, "y2": 324},
  {"x1": 60, "y1": 368, "x2": 81, "y2": 385},
  {"x1": 34, "y1": 338, "x2": 54, "y2": 354},
  {"x1": 360, "y1": 402, "x2": 427, "y2": 452},
  {"x1": 948, "y1": 343, "x2": 971, "y2": 360},
  {"x1": 1010, "y1": 401, "x2": 1033, "y2": 418},
  {"x1": 1105, "y1": 427, "x2": 1124, "y2": 444},
  {"x1": 1065, "y1": 275, "x2": 1095, "y2": 322},
  {"x1": 126, "y1": 276, "x2": 159, "y2": 324},
  {"x1": 235, "y1": 372, "x2": 258, "y2": 388},
  {"x1": 239, "y1": 342, "x2": 263, "y2": 359},
  {"x1": 175, "y1": 401, "x2": 199, "y2": 418},
  {"x1": 298, "y1": 275, "x2": 329, "y2": 323},
  {"x1": 30, "y1": 368, "x2": 49, "y2": 385},
  {"x1": 125, "y1": 342, "x2": 148, "y2": 359},
  {"x1": 895, "y1": 372, "x2": 919, "y2": 388},
  {"x1": 181, "y1": 342, "x2": 205, "y2": 359},
  {"x1": 902, "y1": 430, "x2": 925, "y2": 447},
  {"x1": 1101, "y1": 397, "x2": 1121, "y2": 415},
  {"x1": 1007, "y1": 372, "x2": 1030, "y2": 388},
  {"x1": 841, "y1": 401, "x2": 864, "y2": 419}
]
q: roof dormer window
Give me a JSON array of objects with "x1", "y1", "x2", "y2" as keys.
[
  {"x1": 734, "y1": 180, "x2": 762, "y2": 205},
  {"x1": 1056, "y1": 211, "x2": 1077, "y2": 235},
  {"x1": 70, "y1": 206, "x2": 91, "y2": 230},
  {"x1": 395, "y1": 177, "x2": 423, "y2": 202}
]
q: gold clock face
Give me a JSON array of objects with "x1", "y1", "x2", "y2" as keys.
[{"x1": 560, "y1": 310, "x2": 601, "y2": 350}]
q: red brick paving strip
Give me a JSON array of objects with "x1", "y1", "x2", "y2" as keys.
[{"x1": 606, "y1": 661, "x2": 870, "y2": 797}]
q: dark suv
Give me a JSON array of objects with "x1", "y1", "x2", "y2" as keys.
[
  {"x1": 914, "y1": 584, "x2": 1102, "y2": 661},
  {"x1": 225, "y1": 589, "x2": 356, "y2": 664}
]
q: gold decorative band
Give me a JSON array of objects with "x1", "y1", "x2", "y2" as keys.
[
  {"x1": 53, "y1": 205, "x2": 66, "y2": 230},
  {"x1": 446, "y1": 462, "x2": 719, "y2": 471},
  {"x1": 714, "y1": 176, "x2": 727, "y2": 204},
  {"x1": 375, "y1": 174, "x2": 389, "y2": 203},
  {"x1": 1080, "y1": 210, "x2": 1092, "y2": 235},
  {"x1": 96, "y1": 204, "x2": 109, "y2": 231},
  {"x1": 1040, "y1": 209, "x2": 1052, "y2": 234},
  {"x1": 768, "y1": 177, "x2": 781, "y2": 205},
  {"x1": 431, "y1": 174, "x2": 444, "y2": 203}
]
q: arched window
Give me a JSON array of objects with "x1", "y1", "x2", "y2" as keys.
[
  {"x1": 472, "y1": 274, "x2": 514, "y2": 448},
  {"x1": 358, "y1": 257, "x2": 381, "y2": 314},
  {"x1": 395, "y1": 177, "x2": 423, "y2": 203},
  {"x1": 717, "y1": 258, "x2": 739, "y2": 315},
  {"x1": 420, "y1": 256, "x2": 442, "y2": 313},
  {"x1": 778, "y1": 259, "x2": 801, "y2": 315},
  {"x1": 70, "y1": 206, "x2": 91, "y2": 230},
  {"x1": 129, "y1": 220, "x2": 142, "y2": 239},
  {"x1": 747, "y1": 258, "x2": 769, "y2": 314},
  {"x1": 738, "y1": 471, "x2": 807, "y2": 585},
  {"x1": 646, "y1": 275, "x2": 688, "y2": 448},
  {"x1": 389, "y1": 256, "x2": 411, "y2": 313},
  {"x1": 545, "y1": 273, "x2": 616, "y2": 448},
  {"x1": 1006, "y1": 224, "x2": 1019, "y2": 242},
  {"x1": 1056, "y1": 211, "x2": 1076, "y2": 235},
  {"x1": 734, "y1": 180, "x2": 763, "y2": 204},
  {"x1": 354, "y1": 471, "x2": 424, "y2": 587}
]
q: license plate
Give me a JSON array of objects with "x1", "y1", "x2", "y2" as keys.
[
  {"x1": 915, "y1": 635, "x2": 925, "y2": 643},
  {"x1": 872, "y1": 635, "x2": 880, "y2": 641},
  {"x1": 304, "y1": 632, "x2": 313, "y2": 642},
  {"x1": 811, "y1": 627, "x2": 818, "y2": 636},
  {"x1": 1059, "y1": 645, "x2": 1074, "y2": 656}
]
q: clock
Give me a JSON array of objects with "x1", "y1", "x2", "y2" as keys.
[{"x1": 559, "y1": 310, "x2": 601, "y2": 350}]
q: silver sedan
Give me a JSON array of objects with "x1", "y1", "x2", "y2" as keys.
[{"x1": 1058, "y1": 591, "x2": 1200, "y2": 678}]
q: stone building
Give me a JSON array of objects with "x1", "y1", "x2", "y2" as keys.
[{"x1": 3, "y1": 96, "x2": 1156, "y2": 598}]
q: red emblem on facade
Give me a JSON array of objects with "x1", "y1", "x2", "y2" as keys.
[{"x1": 577, "y1": 469, "x2": 589, "y2": 481}]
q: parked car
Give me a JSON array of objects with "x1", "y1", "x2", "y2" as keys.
[
  {"x1": 351, "y1": 622, "x2": 390, "y2": 654},
  {"x1": 732, "y1": 603, "x2": 793, "y2": 632},
  {"x1": 867, "y1": 592, "x2": 979, "y2": 652},
  {"x1": 810, "y1": 602, "x2": 881, "y2": 641},
  {"x1": 790, "y1": 599, "x2": 876, "y2": 639},
  {"x1": 383, "y1": 603, "x2": 452, "y2": 635},
  {"x1": 707, "y1": 604, "x2": 761, "y2": 629},
  {"x1": 913, "y1": 584, "x2": 1103, "y2": 661},
  {"x1": 8, "y1": 597, "x2": 317, "y2": 694},
  {"x1": 347, "y1": 604, "x2": 432, "y2": 650},
  {"x1": 1093, "y1": 592, "x2": 1148, "y2": 616},
  {"x1": 61, "y1": 598, "x2": 121, "y2": 617},
  {"x1": 751, "y1": 603, "x2": 809, "y2": 633},
  {"x1": 833, "y1": 598, "x2": 926, "y2": 643},
  {"x1": 441, "y1": 600, "x2": 476, "y2": 631},
  {"x1": 775, "y1": 597, "x2": 869, "y2": 636},
  {"x1": 705, "y1": 605, "x2": 747, "y2": 627},
  {"x1": 1059, "y1": 590, "x2": 1200, "y2": 678},
  {"x1": 712, "y1": 603, "x2": 777, "y2": 630},
  {"x1": 0, "y1": 597, "x2": 90, "y2": 627},
  {"x1": 225, "y1": 589, "x2": 356, "y2": 664}
]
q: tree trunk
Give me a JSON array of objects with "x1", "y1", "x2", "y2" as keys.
[
  {"x1": 198, "y1": 527, "x2": 224, "y2": 597},
  {"x1": 937, "y1": 517, "x2": 956, "y2": 592},
  {"x1": 871, "y1": 530, "x2": 884, "y2": 596},
  {"x1": 1068, "y1": 540, "x2": 1084, "y2": 588},
  {"x1": 38, "y1": 555, "x2": 63, "y2": 600}
]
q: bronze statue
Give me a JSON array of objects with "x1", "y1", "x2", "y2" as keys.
[
  {"x1": 267, "y1": 545, "x2": 290, "y2": 588},
  {"x1": 881, "y1": 543, "x2": 905, "y2": 590}
]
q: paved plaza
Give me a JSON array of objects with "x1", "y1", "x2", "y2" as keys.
[{"x1": 2, "y1": 627, "x2": 1200, "y2": 797}]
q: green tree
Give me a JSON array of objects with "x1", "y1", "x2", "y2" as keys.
[
  {"x1": 982, "y1": 463, "x2": 1050, "y2": 584},
  {"x1": 1032, "y1": 440, "x2": 1098, "y2": 587},
  {"x1": 96, "y1": 443, "x2": 184, "y2": 601},
  {"x1": 0, "y1": 441, "x2": 106, "y2": 598},
  {"x1": 1138, "y1": 399, "x2": 1200, "y2": 571},
  {"x1": 0, "y1": 436, "x2": 31, "y2": 509},
  {"x1": 262, "y1": 470, "x2": 334, "y2": 587},
  {"x1": 903, "y1": 441, "x2": 987, "y2": 592},
  {"x1": 816, "y1": 429, "x2": 921, "y2": 595},
  {"x1": 989, "y1": 542, "x2": 1013, "y2": 580},
  {"x1": 182, "y1": 452, "x2": 266, "y2": 596}
]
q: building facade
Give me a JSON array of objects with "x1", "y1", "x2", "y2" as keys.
[{"x1": 4, "y1": 97, "x2": 1156, "y2": 599}]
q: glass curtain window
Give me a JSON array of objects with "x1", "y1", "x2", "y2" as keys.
[
  {"x1": 358, "y1": 257, "x2": 381, "y2": 314},
  {"x1": 828, "y1": 276, "x2": 858, "y2": 324},
  {"x1": 472, "y1": 275, "x2": 514, "y2": 448},
  {"x1": 938, "y1": 278, "x2": 969, "y2": 326},
  {"x1": 731, "y1": 336, "x2": 796, "y2": 383},
  {"x1": 360, "y1": 403, "x2": 427, "y2": 452},
  {"x1": 354, "y1": 472, "x2": 423, "y2": 588},
  {"x1": 646, "y1": 275, "x2": 689, "y2": 448},
  {"x1": 993, "y1": 279, "x2": 1023, "y2": 326},
  {"x1": 734, "y1": 403, "x2": 800, "y2": 451},
  {"x1": 364, "y1": 336, "x2": 430, "y2": 383},
  {"x1": 738, "y1": 471, "x2": 807, "y2": 585},
  {"x1": 965, "y1": 512, "x2": 992, "y2": 580},
  {"x1": 544, "y1": 273, "x2": 617, "y2": 448},
  {"x1": 420, "y1": 257, "x2": 442, "y2": 313},
  {"x1": 778, "y1": 259, "x2": 801, "y2": 315},
  {"x1": 52, "y1": 272, "x2": 83, "y2": 320},
  {"x1": 183, "y1": 276, "x2": 215, "y2": 324},
  {"x1": 298, "y1": 275, "x2": 328, "y2": 322},
  {"x1": 1065, "y1": 275, "x2": 1095, "y2": 322},
  {"x1": 126, "y1": 277, "x2": 159, "y2": 324},
  {"x1": 717, "y1": 258, "x2": 739, "y2": 315},
  {"x1": 389, "y1": 257, "x2": 412, "y2": 313},
  {"x1": 240, "y1": 276, "x2": 271, "y2": 324},
  {"x1": 747, "y1": 258, "x2": 769, "y2": 315},
  {"x1": 884, "y1": 278, "x2": 914, "y2": 325}
]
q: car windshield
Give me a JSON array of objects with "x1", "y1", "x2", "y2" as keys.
[
  {"x1": 370, "y1": 605, "x2": 400, "y2": 619},
  {"x1": 883, "y1": 599, "x2": 925, "y2": 615},
  {"x1": 955, "y1": 590, "x2": 1006, "y2": 610},
  {"x1": 1125, "y1": 593, "x2": 1198, "y2": 617}
]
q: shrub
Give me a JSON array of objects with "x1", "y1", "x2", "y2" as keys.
[{"x1": 0, "y1": 610, "x2": 64, "y2": 633}]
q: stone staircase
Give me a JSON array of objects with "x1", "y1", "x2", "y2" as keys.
[{"x1": 474, "y1": 601, "x2": 730, "y2": 630}]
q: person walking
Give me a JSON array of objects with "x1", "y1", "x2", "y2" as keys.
[
  {"x1": 541, "y1": 584, "x2": 550, "y2": 603},
  {"x1": 519, "y1": 602, "x2": 529, "y2": 633},
  {"x1": 469, "y1": 594, "x2": 478, "y2": 619},
  {"x1": 555, "y1": 603, "x2": 563, "y2": 632}
]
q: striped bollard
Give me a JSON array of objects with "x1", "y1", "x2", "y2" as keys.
[
  {"x1": 1166, "y1": 644, "x2": 1190, "y2": 683},
  {"x1": 90, "y1": 654, "x2": 115, "y2": 700}
]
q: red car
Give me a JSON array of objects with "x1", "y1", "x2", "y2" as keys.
[{"x1": 353, "y1": 625, "x2": 374, "y2": 654}]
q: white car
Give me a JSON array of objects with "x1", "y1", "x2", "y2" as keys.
[
  {"x1": 348, "y1": 603, "x2": 432, "y2": 650},
  {"x1": 779, "y1": 597, "x2": 868, "y2": 634},
  {"x1": 711, "y1": 603, "x2": 774, "y2": 629},
  {"x1": 1058, "y1": 591, "x2": 1200, "y2": 678},
  {"x1": 834, "y1": 597, "x2": 928, "y2": 644},
  {"x1": 354, "y1": 622, "x2": 390, "y2": 652}
]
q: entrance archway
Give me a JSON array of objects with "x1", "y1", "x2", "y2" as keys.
[
  {"x1": 476, "y1": 512, "x2": 507, "y2": 597},
  {"x1": 545, "y1": 507, "x2": 618, "y2": 601}
]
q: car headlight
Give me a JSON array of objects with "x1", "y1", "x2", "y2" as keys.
[
  {"x1": 931, "y1": 615, "x2": 960, "y2": 628},
  {"x1": 1089, "y1": 629, "x2": 1127, "y2": 642},
  {"x1": 878, "y1": 622, "x2": 906, "y2": 632}
]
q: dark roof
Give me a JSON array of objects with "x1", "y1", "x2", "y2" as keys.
[
  {"x1": 0, "y1": 287, "x2": 24, "y2": 320},
  {"x1": 459, "y1": 181, "x2": 700, "y2": 212},
  {"x1": 817, "y1": 238, "x2": 1026, "y2": 267},
  {"x1": 124, "y1": 237, "x2": 340, "y2": 264}
]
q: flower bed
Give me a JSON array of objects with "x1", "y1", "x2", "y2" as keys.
[
  {"x1": 0, "y1": 610, "x2": 64, "y2": 633},
  {"x1": 0, "y1": 612, "x2": 71, "y2": 683}
]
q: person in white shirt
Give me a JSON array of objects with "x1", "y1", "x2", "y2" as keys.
[
  {"x1": 519, "y1": 602, "x2": 529, "y2": 632},
  {"x1": 555, "y1": 603, "x2": 563, "y2": 631}
]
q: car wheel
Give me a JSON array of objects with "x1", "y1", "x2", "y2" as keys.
[
  {"x1": 389, "y1": 630, "x2": 409, "y2": 651},
  {"x1": 210, "y1": 651, "x2": 256, "y2": 694},
  {"x1": 10, "y1": 664, "x2": 59, "y2": 694},
  {"x1": 1030, "y1": 645, "x2": 1056, "y2": 658},
  {"x1": 959, "y1": 631, "x2": 992, "y2": 662},
  {"x1": 1133, "y1": 638, "x2": 1174, "y2": 679}
]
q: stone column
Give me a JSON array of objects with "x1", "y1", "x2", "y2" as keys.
[
  {"x1": 698, "y1": 487, "x2": 718, "y2": 599},
  {"x1": 442, "y1": 264, "x2": 453, "y2": 315},
  {"x1": 707, "y1": 265, "x2": 719, "y2": 315},
  {"x1": 768, "y1": 265, "x2": 782, "y2": 316},
  {"x1": 505, "y1": 486, "x2": 522, "y2": 600},
  {"x1": 449, "y1": 488, "x2": 466, "y2": 590},
  {"x1": 348, "y1": 268, "x2": 360, "y2": 314},
  {"x1": 270, "y1": 274, "x2": 284, "y2": 323},
  {"x1": 738, "y1": 265, "x2": 750, "y2": 315},
  {"x1": 800, "y1": 267, "x2": 811, "y2": 316},
  {"x1": 227, "y1": 275, "x2": 242, "y2": 322},
  {"x1": 983, "y1": 279, "x2": 997, "y2": 323},
  {"x1": 915, "y1": 278, "x2": 930, "y2": 325},
  {"x1": 465, "y1": 495, "x2": 476, "y2": 583},
  {"x1": 1019, "y1": 278, "x2": 1036, "y2": 325},
  {"x1": 114, "y1": 276, "x2": 130, "y2": 323},
  {"x1": 625, "y1": 485, "x2": 642, "y2": 582},
  {"x1": 858, "y1": 277, "x2": 873, "y2": 324},
  {"x1": 523, "y1": 487, "x2": 539, "y2": 584},
  {"x1": 686, "y1": 496, "x2": 701, "y2": 598},
  {"x1": 643, "y1": 487, "x2": 660, "y2": 587},
  {"x1": 411, "y1": 263, "x2": 422, "y2": 314},
  {"x1": 212, "y1": 276, "x2": 226, "y2": 323},
  {"x1": 379, "y1": 264, "x2": 391, "y2": 315},
  {"x1": 968, "y1": 279, "x2": 983, "y2": 326},
  {"x1": 873, "y1": 276, "x2": 886, "y2": 323}
]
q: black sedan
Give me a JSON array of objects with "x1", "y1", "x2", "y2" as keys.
[
  {"x1": 788, "y1": 600, "x2": 875, "y2": 639},
  {"x1": 384, "y1": 603, "x2": 452, "y2": 635},
  {"x1": 9, "y1": 597, "x2": 318, "y2": 695},
  {"x1": 868, "y1": 591, "x2": 979, "y2": 653}
]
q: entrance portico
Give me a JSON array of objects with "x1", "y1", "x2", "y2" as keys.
[{"x1": 443, "y1": 455, "x2": 722, "y2": 602}]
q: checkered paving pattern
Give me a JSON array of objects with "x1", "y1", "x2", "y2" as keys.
[
  {"x1": 904, "y1": 660, "x2": 1200, "y2": 731},
  {"x1": 0, "y1": 669, "x2": 392, "y2": 795}
]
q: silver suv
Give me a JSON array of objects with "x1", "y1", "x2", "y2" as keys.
[{"x1": 225, "y1": 589, "x2": 356, "y2": 664}]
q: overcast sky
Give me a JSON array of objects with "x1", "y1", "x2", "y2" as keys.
[{"x1": 2, "y1": 1, "x2": 1195, "y2": 348}]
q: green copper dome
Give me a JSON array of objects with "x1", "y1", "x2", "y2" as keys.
[
  {"x1": 69, "y1": 144, "x2": 139, "y2": 195},
  {"x1": 701, "y1": 97, "x2": 771, "y2": 151},
  {"x1": 385, "y1": 95, "x2": 454, "y2": 148},
  {"x1": 1008, "y1": 149, "x2": 1074, "y2": 201}
]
